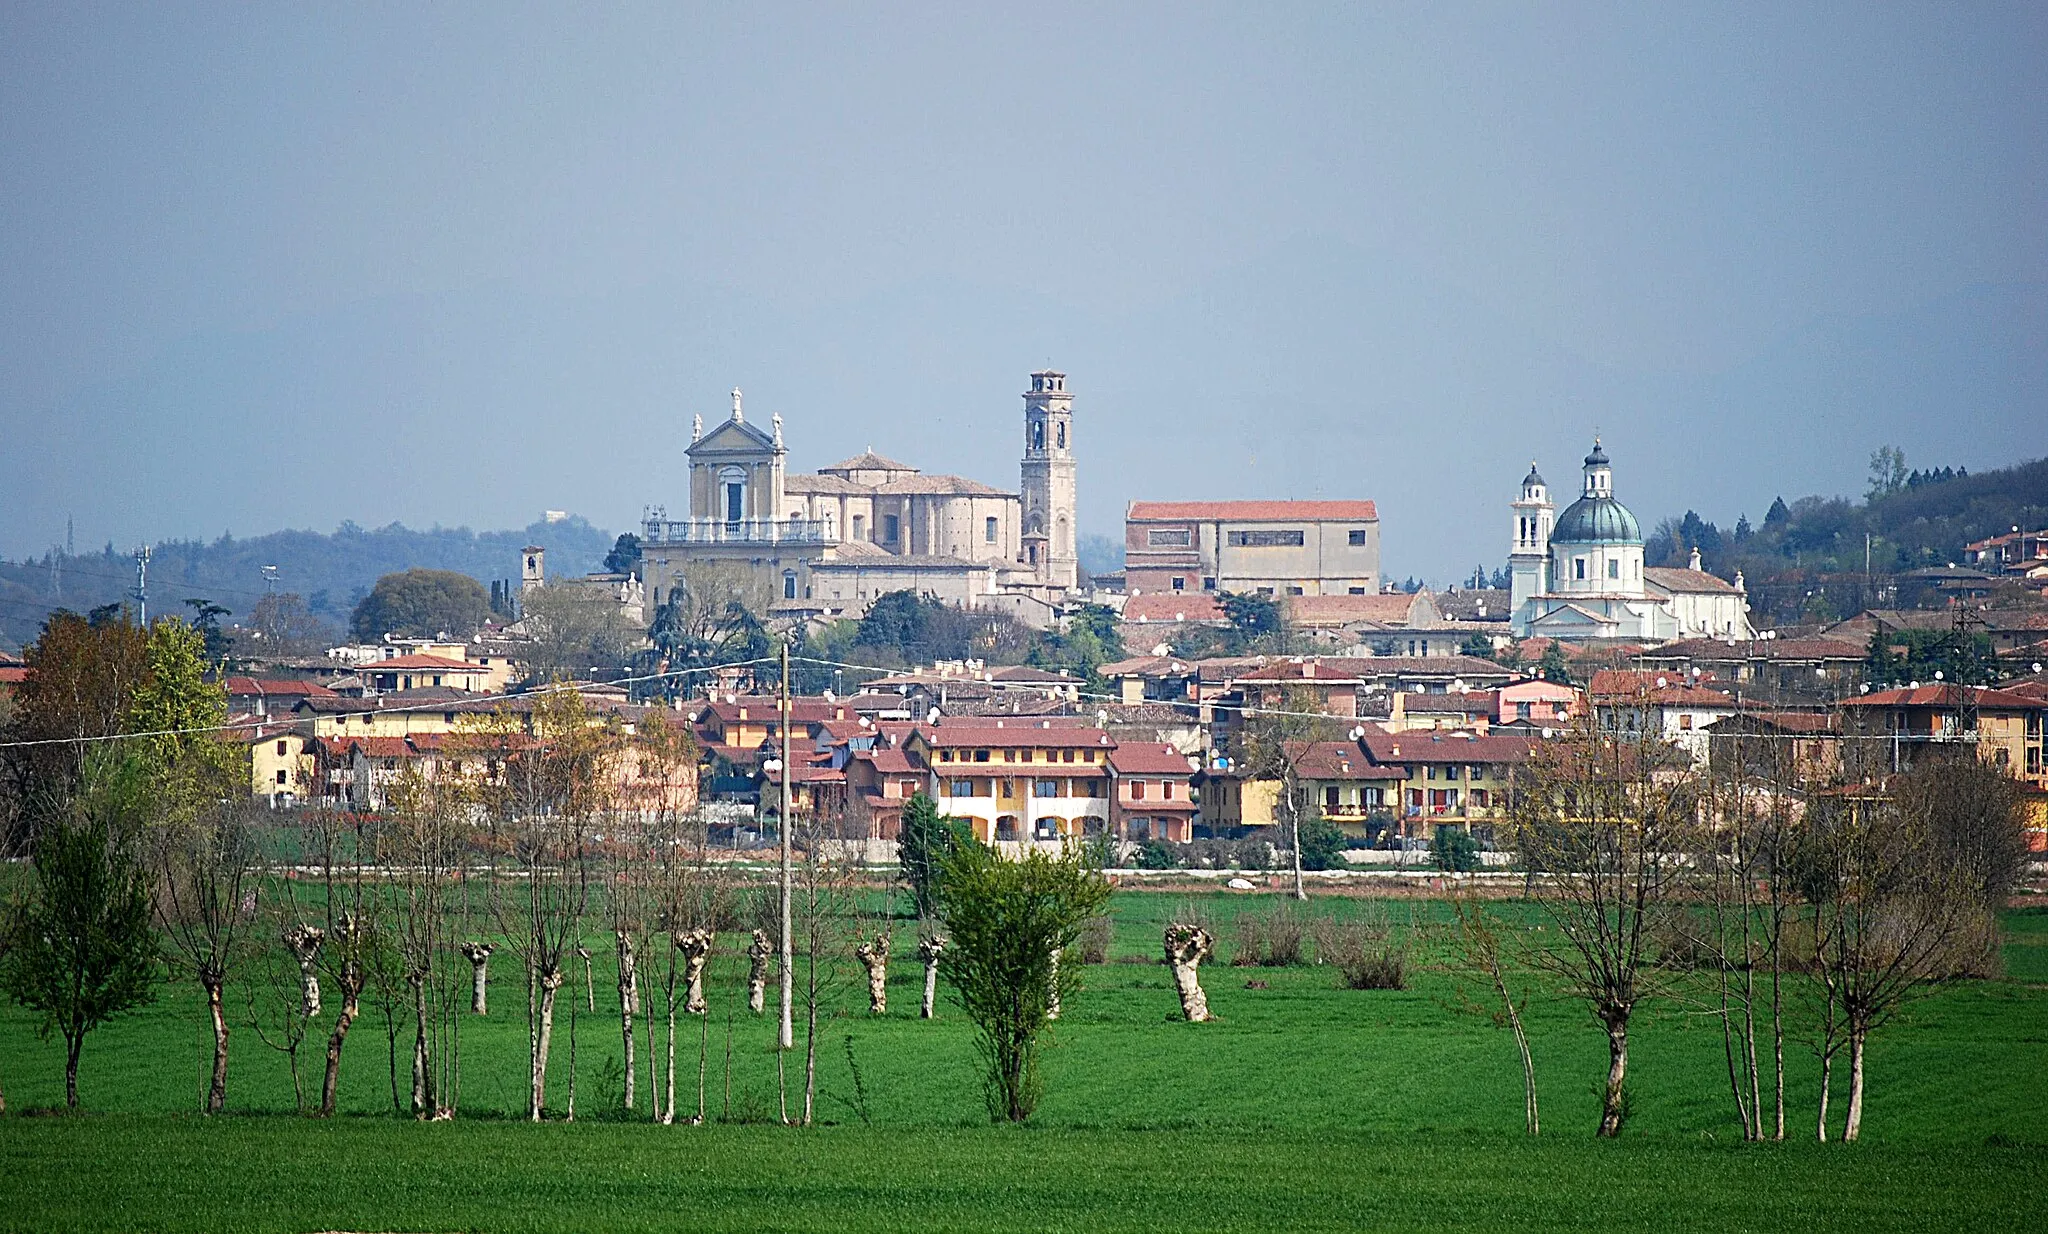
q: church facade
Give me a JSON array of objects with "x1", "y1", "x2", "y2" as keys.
[
  {"x1": 1508, "y1": 441, "x2": 1755, "y2": 642},
  {"x1": 638, "y1": 371, "x2": 1081, "y2": 626}
]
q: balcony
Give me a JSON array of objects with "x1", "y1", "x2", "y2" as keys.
[{"x1": 643, "y1": 517, "x2": 833, "y2": 546}]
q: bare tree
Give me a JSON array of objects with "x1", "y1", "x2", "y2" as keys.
[
  {"x1": 297, "y1": 808, "x2": 384, "y2": 1118},
  {"x1": 380, "y1": 772, "x2": 472, "y2": 1119},
  {"x1": 1796, "y1": 771, "x2": 2008, "y2": 1142},
  {"x1": 460, "y1": 942, "x2": 494, "y2": 1014},
  {"x1": 1236, "y1": 685, "x2": 1342, "y2": 902},
  {"x1": 153, "y1": 797, "x2": 260, "y2": 1114},
  {"x1": 1508, "y1": 719, "x2": 1696, "y2": 1137},
  {"x1": 1445, "y1": 892, "x2": 1539, "y2": 1135}
]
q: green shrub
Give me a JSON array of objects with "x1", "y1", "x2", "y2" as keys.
[{"x1": 1431, "y1": 826, "x2": 1479, "y2": 873}]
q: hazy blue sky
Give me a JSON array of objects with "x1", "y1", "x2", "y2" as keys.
[{"x1": 3, "y1": 3, "x2": 2042, "y2": 578}]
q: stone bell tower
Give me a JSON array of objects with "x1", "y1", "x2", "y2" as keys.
[{"x1": 1019, "y1": 370, "x2": 1078, "y2": 591}]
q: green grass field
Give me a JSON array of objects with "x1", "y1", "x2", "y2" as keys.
[{"x1": 2, "y1": 891, "x2": 2043, "y2": 1231}]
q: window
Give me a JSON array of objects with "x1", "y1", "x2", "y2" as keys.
[
  {"x1": 1171, "y1": 577, "x2": 1185, "y2": 591},
  {"x1": 1087, "y1": 779, "x2": 1104, "y2": 797},
  {"x1": 1516, "y1": 702, "x2": 1531, "y2": 721},
  {"x1": 1680, "y1": 714, "x2": 1694, "y2": 730},
  {"x1": 1324, "y1": 785, "x2": 1340, "y2": 808},
  {"x1": 949, "y1": 778, "x2": 974, "y2": 797},
  {"x1": 1062, "y1": 749, "x2": 1075, "y2": 763},
  {"x1": 1348, "y1": 587, "x2": 1366, "y2": 595},
  {"x1": 1256, "y1": 586, "x2": 1274, "y2": 596},
  {"x1": 1031, "y1": 421, "x2": 1045, "y2": 450},
  {"x1": 1035, "y1": 779, "x2": 1060, "y2": 798},
  {"x1": 939, "y1": 750, "x2": 953, "y2": 762},
  {"x1": 783, "y1": 571, "x2": 797, "y2": 599},
  {"x1": 1162, "y1": 782, "x2": 1174, "y2": 800},
  {"x1": 900, "y1": 779, "x2": 918, "y2": 797},
  {"x1": 1574, "y1": 557, "x2": 1587, "y2": 580},
  {"x1": 1348, "y1": 529, "x2": 1368, "y2": 546},
  {"x1": 1469, "y1": 765, "x2": 1485, "y2": 780},
  {"x1": 1131, "y1": 780, "x2": 1146, "y2": 800},
  {"x1": 1147, "y1": 528, "x2": 1192, "y2": 547},
  {"x1": 1004, "y1": 749, "x2": 1016, "y2": 762},
  {"x1": 883, "y1": 514, "x2": 900, "y2": 543},
  {"x1": 1056, "y1": 422, "x2": 1066, "y2": 448},
  {"x1": 275, "y1": 740, "x2": 288, "y2": 756},
  {"x1": 1202, "y1": 577, "x2": 1217, "y2": 590},
  {"x1": 852, "y1": 514, "x2": 866, "y2": 541},
  {"x1": 1607, "y1": 559, "x2": 1619, "y2": 579},
  {"x1": 1287, "y1": 586, "x2": 1304, "y2": 596},
  {"x1": 985, "y1": 516, "x2": 998, "y2": 543},
  {"x1": 1227, "y1": 529, "x2": 1306, "y2": 547},
  {"x1": 276, "y1": 769, "x2": 288, "y2": 785},
  {"x1": 974, "y1": 749, "x2": 990, "y2": 762},
  {"x1": 1470, "y1": 789, "x2": 1490, "y2": 809},
  {"x1": 724, "y1": 481, "x2": 745, "y2": 523}
]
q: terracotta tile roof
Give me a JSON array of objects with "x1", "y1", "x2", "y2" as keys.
[
  {"x1": 1120, "y1": 594, "x2": 1226, "y2": 623},
  {"x1": 1401, "y1": 690, "x2": 1497, "y2": 713},
  {"x1": 0, "y1": 667, "x2": 29, "y2": 686},
  {"x1": 821, "y1": 449, "x2": 918, "y2": 474},
  {"x1": 1841, "y1": 684, "x2": 2048, "y2": 710},
  {"x1": 1235, "y1": 659, "x2": 1371, "y2": 683},
  {"x1": 1644, "y1": 638, "x2": 1864, "y2": 660},
  {"x1": 914, "y1": 723, "x2": 1113, "y2": 750},
  {"x1": 1097, "y1": 655, "x2": 1195, "y2": 678},
  {"x1": 701, "y1": 697, "x2": 850, "y2": 724},
  {"x1": 1285, "y1": 594, "x2": 1420, "y2": 626},
  {"x1": 1290, "y1": 740, "x2": 1407, "y2": 780},
  {"x1": 226, "y1": 676, "x2": 339, "y2": 698},
  {"x1": 362, "y1": 654, "x2": 485, "y2": 672},
  {"x1": 1643, "y1": 567, "x2": 1741, "y2": 595},
  {"x1": 1359, "y1": 730, "x2": 1541, "y2": 765},
  {"x1": 855, "y1": 748, "x2": 921, "y2": 775},
  {"x1": 986, "y1": 665, "x2": 1079, "y2": 683},
  {"x1": 1127, "y1": 500, "x2": 1379, "y2": 522},
  {"x1": 1707, "y1": 711, "x2": 1837, "y2": 734},
  {"x1": 1107, "y1": 744, "x2": 1198, "y2": 775}
]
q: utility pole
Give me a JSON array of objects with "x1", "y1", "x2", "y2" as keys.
[
  {"x1": 132, "y1": 545, "x2": 152, "y2": 624},
  {"x1": 778, "y1": 639, "x2": 794, "y2": 1052}
]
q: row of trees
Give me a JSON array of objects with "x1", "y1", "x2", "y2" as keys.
[{"x1": 1491, "y1": 727, "x2": 2025, "y2": 1142}]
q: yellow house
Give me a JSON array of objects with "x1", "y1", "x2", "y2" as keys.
[{"x1": 903, "y1": 721, "x2": 1113, "y2": 844}]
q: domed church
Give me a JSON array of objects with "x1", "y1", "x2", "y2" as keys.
[{"x1": 1507, "y1": 440, "x2": 1754, "y2": 642}]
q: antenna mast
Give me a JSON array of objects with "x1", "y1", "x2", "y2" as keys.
[{"x1": 132, "y1": 545, "x2": 152, "y2": 624}]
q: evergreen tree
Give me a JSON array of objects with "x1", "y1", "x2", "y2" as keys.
[{"x1": 898, "y1": 792, "x2": 968, "y2": 918}]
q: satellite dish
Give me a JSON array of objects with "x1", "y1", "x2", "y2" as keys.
[
  {"x1": 926, "y1": 707, "x2": 940, "y2": 724},
  {"x1": 1934, "y1": 671, "x2": 1944, "y2": 681}
]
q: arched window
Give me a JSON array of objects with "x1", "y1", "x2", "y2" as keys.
[
  {"x1": 1031, "y1": 420, "x2": 1045, "y2": 450},
  {"x1": 783, "y1": 571, "x2": 797, "y2": 600},
  {"x1": 1056, "y1": 421, "x2": 1066, "y2": 449}
]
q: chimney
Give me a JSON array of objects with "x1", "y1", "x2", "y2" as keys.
[{"x1": 1689, "y1": 546, "x2": 1703, "y2": 571}]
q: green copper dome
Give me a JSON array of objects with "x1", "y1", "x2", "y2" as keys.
[{"x1": 1552, "y1": 494, "x2": 1642, "y2": 545}]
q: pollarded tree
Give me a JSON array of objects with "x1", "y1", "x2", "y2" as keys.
[
  {"x1": 0, "y1": 752, "x2": 158, "y2": 1109},
  {"x1": 1508, "y1": 718, "x2": 1697, "y2": 1137},
  {"x1": 938, "y1": 840, "x2": 1111, "y2": 1122},
  {"x1": 1795, "y1": 764, "x2": 2010, "y2": 1143}
]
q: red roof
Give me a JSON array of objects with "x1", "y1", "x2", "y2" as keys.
[
  {"x1": 1588, "y1": 670, "x2": 1735, "y2": 705},
  {"x1": 1285, "y1": 594, "x2": 1420, "y2": 625},
  {"x1": 1290, "y1": 740, "x2": 1407, "y2": 780},
  {"x1": 1108, "y1": 744, "x2": 1198, "y2": 776},
  {"x1": 856, "y1": 748, "x2": 921, "y2": 775},
  {"x1": 701, "y1": 697, "x2": 849, "y2": 725},
  {"x1": 1841, "y1": 684, "x2": 2048, "y2": 710},
  {"x1": 0, "y1": 667, "x2": 29, "y2": 685},
  {"x1": 1120, "y1": 594, "x2": 1226, "y2": 623},
  {"x1": 225, "y1": 676, "x2": 338, "y2": 698},
  {"x1": 363, "y1": 655, "x2": 484, "y2": 673},
  {"x1": 915, "y1": 724, "x2": 1113, "y2": 750},
  {"x1": 1127, "y1": 500, "x2": 1378, "y2": 522},
  {"x1": 1359, "y1": 730, "x2": 1541, "y2": 765},
  {"x1": 1235, "y1": 658, "x2": 1371, "y2": 683}
]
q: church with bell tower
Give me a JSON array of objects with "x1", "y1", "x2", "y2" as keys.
[{"x1": 636, "y1": 369, "x2": 1083, "y2": 627}]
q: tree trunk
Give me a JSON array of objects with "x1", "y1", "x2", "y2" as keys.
[
  {"x1": 918, "y1": 935, "x2": 946, "y2": 1019},
  {"x1": 1816, "y1": 1045, "x2": 1833, "y2": 1143},
  {"x1": 319, "y1": 971, "x2": 362, "y2": 1117},
  {"x1": 530, "y1": 968, "x2": 562, "y2": 1121},
  {"x1": 64, "y1": 1032, "x2": 82, "y2": 1110},
  {"x1": 856, "y1": 934, "x2": 889, "y2": 1015},
  {"x1": 616, "y1": 933, "x2": 637, "y2": 1112},
  {"x1": 747, "y1": 930, "x2": 770, "y2": 1015},
  {"x1": 1597, "y1": 1017, "x2": 1628, "y2": 1138},
  {"x1": 1046, "y1": 947, "x2": 1060, "y2": 1021},
  {"x1": 205, "y1": 975, "x2": 230, "y2": 1115},
  {"x1": 461, "y1": 943, "x2": 493, "y2": 1015},
  {"x1": 1163, "y1": 925, "x2": 1213, "y2": 1023},
  {"x1": 284, "y1": 926, "x2": 325, "y2": 1018},
  {"x1": 678, "y1": 929, "x2": 715, "y2": 1016},
  {"x1": 1510, "y1": 1001, "x2": 1539, "y2": 1136},
  {"x1": 1287, "y1": 794, "x2": 1307, "y2": 901},
  {"x1": 1843, "y1": 1027, "x2": 1867, "y2": 1143},
  {"x1": 410, "y1": 974, "x2": 432, "y2": 1118}
]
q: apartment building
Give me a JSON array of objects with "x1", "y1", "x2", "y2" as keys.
[{"x1": 1123, "y1": 500, "x2": 1379, "y2": 597}]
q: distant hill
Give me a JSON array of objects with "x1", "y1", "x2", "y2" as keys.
[
  {"x1": 1641, "y1": 456, "x2": 2048, "y2": 624},
  {"x1": 0, "y1": 517, "x2": 616, "y2": 651}
]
